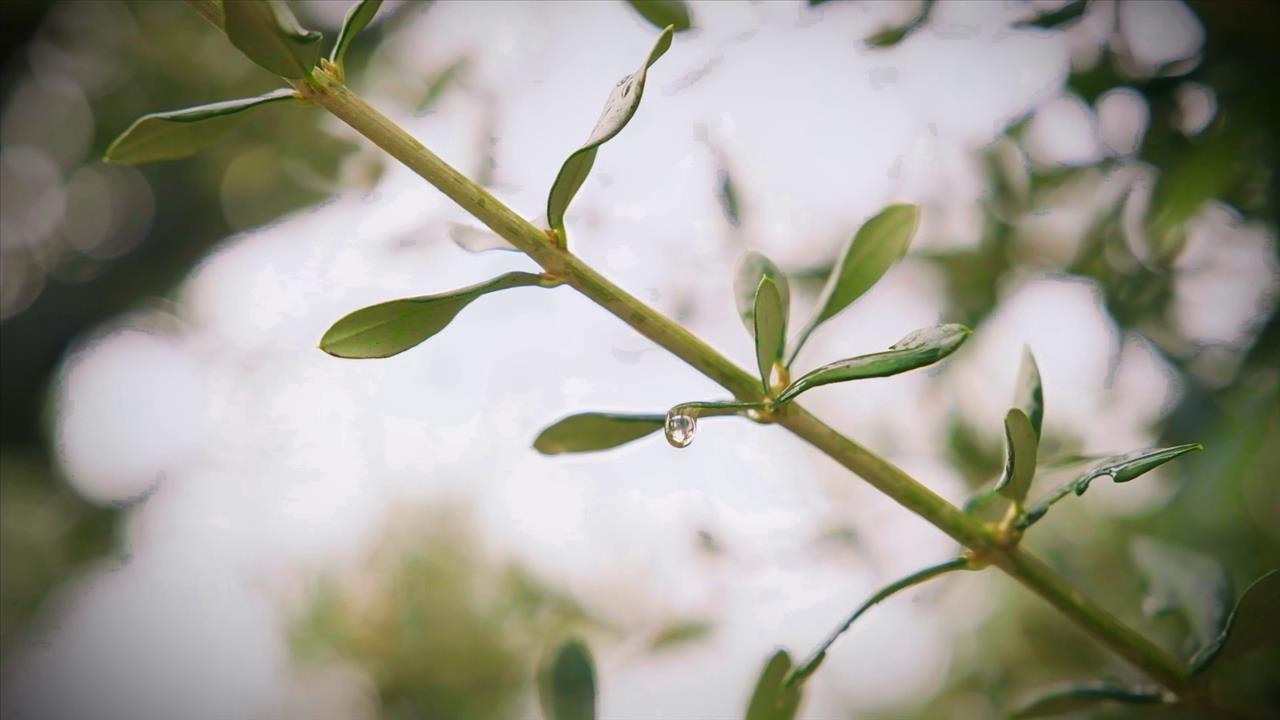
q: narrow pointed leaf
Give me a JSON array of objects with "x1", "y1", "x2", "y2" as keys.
[
  {"x1": 994, "y1": 408, "x2": 1038, "y2": 504},
  {"x1": 734, "y1": 252, "x2": 790, "y2": 336},
  {"x1": 320, "y1": 272, "x2": 554, "y2": 359},
  {"x1": 224, "y1": 0, "x2": 323, "y2": 79},
  {"x1": 776, "y1": 324, "x2": 970, "y2": 406},
  {"x1": 1131, "y1": 537, "x2": 1233, "y2": 660},
  {"x1": 532, "y1": 413, "x2": 665, "y2": 455},
  {"x1": 1190, "y1": 570, "x2": 1280, "y2": 675},
  {"x1": 546, "y1": 25, "x2": 675, "y2": 233},
  {"x1": 626, "y1": 1, "x2": 693, "y2": 32},
  {"x1": 745, "y1": 650, "x2": 801, "y2": 720},
  {"x1": 1014, "y1": 0, "x2": 1087, "y2": 30},
  {"x1": 752, "y1": 276, "x2": 788, "y2": 390},
  {"x1": 1011, "y1": 682, "x2": 1164, "y2": 718},
  {"x1": 1106, "y1": 444, "x2": 1205, "y2": 483},
  {"x1": 649, "y1": 620, "x2": 713, "y2": 650},
  {"x1": 329, "y1": 0, "x2": 383, "y2": 68},
  {"x1": 1015, "y1": 346, "x2": 1044, "y2": 440},
  {"x1": 790, "y1": 204, "x2": 920, "y2": 359},
  {"x1": 787, "y1": 558, "x2": 969, "y2": 691},
  {"x1": 104, "y1": 89, "x2": 298, "y2": 164},
  {"x1": 865, "y1": 0, "x2": 935, "y2": 48},
  {"x1": 1019, "y1": 444, "x2": 1203, "y2": 528},
  {"x1": 538, "y1": 639, "x2": 596, "y2": 720}
]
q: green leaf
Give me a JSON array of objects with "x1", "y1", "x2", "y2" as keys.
[
  {"x1": 787, "y1": 558, "x2": 969, "y2": 691},
  {"x1": 753, "y1": 276, "x2": 788, "y2": 391},
  {"x1": 1015, "y1": 346, "x2": 1044, "y2": 440},
  {"x1": 734, "y1": 252, "x2": 790, "y2": 337},
  {"x1": 538, "y1": 639, "x2": 596, "y2": 720},
  {"x1": 546, "y1": 25, "x2": 674, "y2": 233},
  {"x1": 775, "y1": 324, "x2": 971, "y2": 406},
  {"x1": 648, "y1": 620, "x2": 713, "y2": 651},
  {"x1": 790, "y1": 204, "x2": 920, "y2": 360},
  {"x1": 103, "y1": 89, "x2": 298, "y2": 165},
  {"x1": 1019, "y1": 444, "x2": 1204, "y2": 529},
  {"x1": 329, "y1": 0, "x2": 383, "y2": 70},
  {"x1": 625, "y1": 1, "x2": 692, "y2": 32},
  {"x1": 745, "y1": 650, "x2": 802, "y2": 720},
  {"x1": 1011, "y1": 682, "x2": 1165, "y2": 718},
  {"x1": 224, "y1": 0, "x2": 323, "y2": 79},
  {"x1": 1145, "y1": 123, "x2": 1242, "y2": 263},
  {"x1": 417, "y1": 57, "x2": 471, "y2": 113},
  {"x1": 1131, "y1": 537, "x2": 1233, "y2": 660},
  {"x1": 994, "y1": 408, "x2": 1039, "y2": 505},
  {"x1": 1013, "y1": 0, "x2": 1086, "y2": 29},
  {"x1": 865, "y1": 0, "x2": 935, "y2": 48},
  {"x1": 1105, "y1": 444, "x2": 1205, "y2": 483},
  {"x1": 319, "y1": 272, "x2": 556, "y2": 359},
  {"x1": 1190, "y1": 570, "x2": 1280, "y2": 675},
  {"x1": 532, "y1": 413, "x2": 665, "y2": 455}
]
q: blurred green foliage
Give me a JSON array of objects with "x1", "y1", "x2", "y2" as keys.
[{"x1": 290, "y1": 508, "x2": 591, "y2": 720}]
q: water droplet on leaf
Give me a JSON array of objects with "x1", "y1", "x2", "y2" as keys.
[{"x1": 665, "y1": 411, "x2": 696, "y2": 448}]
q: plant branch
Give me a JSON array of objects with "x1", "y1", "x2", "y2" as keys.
[{"x1": 184, "y1": 0, "x2": 1188, "y2": 694}]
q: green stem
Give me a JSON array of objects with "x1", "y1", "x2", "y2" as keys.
[
  {"x1": 786, "y1": 558, "x2": 972, "y2": 689},
  {"x1": 184, "y1": 1, "x2": 1189, "y2": 694}
]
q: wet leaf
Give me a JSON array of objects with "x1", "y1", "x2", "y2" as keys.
[
  {"x1": 776, "y1": 324, "x2": 970, "y2": 406},
  {"x1": 546, "y1": 25, "x2": 674, "y2": 233},
  {"x1": 532, "y1": 413, "x2": 665, "y2": 455},
  {"x1": 626, "y1": 0, "x2": 692, "y2": 32},
  {"x1": 538, "y1": 639, "x2": 596, "y2": 720},
  {"x1": 1019, "y1": 444, "x2": 1203, "y2": 528},
  {"x1": 1190, "y1": 570, "x2": 1280, "y2": 675},
  {"x1": 745, "y1": 650, "x2": 802, "y2": 720},
  {"x1": 734, "y1": 252, "x2": 790, "y2": 336},
  {"x1": 666, "y1": 400, "x2": 761, "y2": 419},
  {"x1": 753, "y1": 276, "x2": 788, "y2": 391},
  {"x1": 1132, "y1": 537, "x2": 1233, "y2": 659},
  {"x1": 329, "y1": 0, "x2": 383, "y2": 69},
  {"x1": 994, "y1": 408, "x2": 1039, "y2": 504},
  {"x1": 104, "y1": 89, "x2": 298, "y2": 164},
  {"x1": 320, "y1": 272, "x2": 555, "y2": 359},
  {"x1": 1011, "y1": 682, "x2": 1165, "y2": 718},
  {"x1": 1015, "y1": 346, "x2": 1044, "y2": 440},
  {"x1": 224, "y1": 0, "x2": 323, "y2": 79},
  {"x1": 790, "y1": 204, "x2": 919, "y2": 360}
]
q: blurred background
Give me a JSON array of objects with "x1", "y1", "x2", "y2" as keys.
[{"x1": 0, "y1": 1, "x2": 1277, "y2": 718}]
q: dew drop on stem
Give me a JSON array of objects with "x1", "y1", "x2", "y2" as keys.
[{"x1": 665, "y1": 410, "x2": 696, "y2": 448}]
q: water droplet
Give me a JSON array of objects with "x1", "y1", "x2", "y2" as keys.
[{"x1": 665, "y1": 411, "x2": 696, "y2": 448}]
